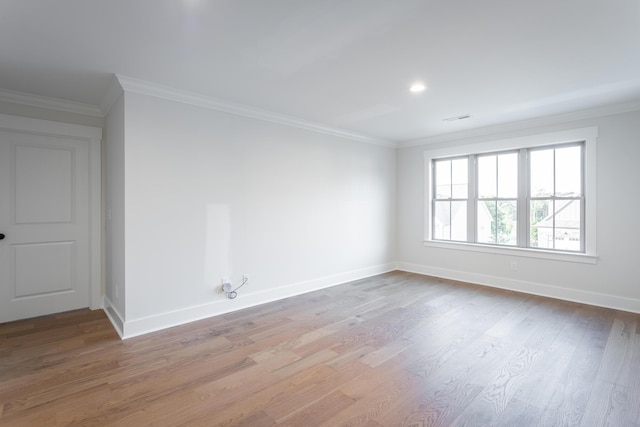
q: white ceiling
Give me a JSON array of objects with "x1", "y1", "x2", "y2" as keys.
[{"x1": 1, "y1": 0, "x2": 639, "y2": 143}]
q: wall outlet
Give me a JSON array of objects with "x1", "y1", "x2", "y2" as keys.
[
  {"x1": 221, "y1": 277, "x2": 231, "y2": 293},
  {"x1": 242, "y1": 274, "x2": 249, "y2": 283},
  {"x1": 510, "y1": 261, "x2": 518, "y2": 272}
]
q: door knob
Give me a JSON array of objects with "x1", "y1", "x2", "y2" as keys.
[{"x1": 0, "y1": 234, "x2": 5, "y2": 240}]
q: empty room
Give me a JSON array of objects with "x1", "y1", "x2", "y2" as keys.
[{"x1": 1, "y1": 1, "x2": 639, "y2": 426}]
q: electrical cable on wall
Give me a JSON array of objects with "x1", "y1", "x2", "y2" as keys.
[{"x1": 222, "y1": 276, "x2": 248, "y2": 299}]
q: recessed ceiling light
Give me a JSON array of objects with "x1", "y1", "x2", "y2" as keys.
[{"x1": 409, "y1": 82, "x2": 427, "y2": 93}]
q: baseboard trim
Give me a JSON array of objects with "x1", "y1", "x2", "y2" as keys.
[
  {"x1": 104, "y1": 297, "x2": 125, "y2": 339},
  {"x1": 396, "y1": 262, "x2": 640, "y2": 314},
  {"x1": 119, "y1": 263, "x2": 396, "y2": 339}
]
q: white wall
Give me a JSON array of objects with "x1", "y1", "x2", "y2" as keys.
[
  {"x1": 104, "y1": 94, "x2": 126, "y2": 326},
  {"x1": 397, "y1": 109, "x2": 640, "y2": 312},
  {"x1": 117, "y1": 91, "x2": 396, "y2": 336}
]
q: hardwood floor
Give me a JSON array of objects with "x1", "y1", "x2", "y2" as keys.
[{"x1": 1, "y1": 271, "x2": 639, "y2": 426}]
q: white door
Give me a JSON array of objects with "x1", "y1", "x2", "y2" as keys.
[{"x1": 0, "y1": 129, "x2": 92, "y2": 322}]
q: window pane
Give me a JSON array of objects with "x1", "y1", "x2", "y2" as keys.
[
  {"x1": 530, "y1": 149, "x2": 553, "y2": 197},
  {"x1": 477, "y1": 155, "x2": 496, "y2": 198},
  {"x1": 477, "y1": 200, "x2": 496, "y2": 244},
  {"x1": 435, "y1": 160, "x2": 451, "y2": 199},
  {"x1": 434, "y1": 201, "x2": 451, "y2": 240},
  {"x1": 530, "y1": 200, "x2": 551, "y2": 248},
  {"x1": 498, "y1": 153, "x2": 518, "y2": 198},
  {"x1": 554, "y1": 200, "x2": 581, "y2": 251},
  {"x1": 451, "y1": 158, "x2": 468, "y2": 199},
  {"x1": 451, "y1": 201, "x2": 467, "y2": 241},
  {"x1": 555, "y1": 146, "x2": 581, "y2": 197},
  {"x1": 497, "y1": 201, "x2": 517, "y2": 245}
]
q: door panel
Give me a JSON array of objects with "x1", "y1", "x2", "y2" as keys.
[
  {"x1": 13, "y1": 241, "x2": 75, "y2": 298},
  {"x1": 15, "y1": 145, "x2": 74, "y2": 224},
  {"x1": 0, "y1": 130, "x2": 90, "y2": 322}
]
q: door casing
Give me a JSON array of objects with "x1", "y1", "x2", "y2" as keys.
[{"x1": 0, "y1": 113, "x2": 102, "y2": 321}]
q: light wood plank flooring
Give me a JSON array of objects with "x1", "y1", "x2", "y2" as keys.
[{"x1": 1, "y1": 271, "x2": 640, "y2": 426}]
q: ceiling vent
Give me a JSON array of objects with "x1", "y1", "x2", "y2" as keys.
[{"x1": 443, "y1": 114, "x2": 471, "y2": 122}]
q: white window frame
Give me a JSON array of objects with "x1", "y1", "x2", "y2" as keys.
[{"x1": 424, "y1": 127, "x2": 598, "y2": 264}]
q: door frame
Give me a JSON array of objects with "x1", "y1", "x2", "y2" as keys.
[{"x1": 0, "y1": 113, "x2": 102, "y2": 311}]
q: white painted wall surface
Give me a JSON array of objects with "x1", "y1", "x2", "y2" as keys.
[
  {"x1": 397, "y1": 110, "x2": 640, "y2": 312},
  {"x1": 104, "y1": 94, "x2": 126, "y2": 326},
  {"x1": 119, "y1": 92, "x2": 396, "y2": 336}
]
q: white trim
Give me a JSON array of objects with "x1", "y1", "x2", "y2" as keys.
[
  {"x1": 104, "y1": 297, "x2": 124, "y2": 339},
  {"x1": 397, "y1": 262, "x2": 640, "y2": 314},
  {"x1": 99, "y1": 75, "x2": 124, "y2": 116},
  {"x1": 423, "y1": 240, "x2": 597, "y2": 264},
  {"x1": 2, "y1": 79, "x2": 640, "y2": 147},
  {"x1": 400, "y1": 100, "x2": 640, "y2": 148},
  {"x1": 0, "y1": 113, "x2": 102, "y2": 139},
  {"x1": 423, "y1": 127, "x2": 598, "y2": 259},
  {"x1": 422, "y1": 126, "x2": 598, "y2": 159},
  {"x1": 114, "y1": 74, "x2": 394, "y2": 148},
  {"x1": 116, "y1": 263, "x2": 395, "y2": 339},
  {"x1": 0, "y1": 113, "x2": 103, "y2": 313},
  {"x1": 0, "y1": 87, "x2": 103, "y2": 117},
  {"x1": 88, "y1": 135, "x2": 102, "y2": 309}
]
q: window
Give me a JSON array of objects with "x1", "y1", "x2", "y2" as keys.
[
  {"x1": 433, "y1": 157, "x2": 468, "y2": 241},
  {"x1": 425, "y1": 127, "x2": 597, "y2": 261},
  {"x1": 529, "y1": 144, "x2": 583, "y2": 251},
  {"x1": 476, "y1": 152, "x2": 518, "y2": 246}
]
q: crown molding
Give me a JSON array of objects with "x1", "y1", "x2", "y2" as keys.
[
  {"x1": 0, "y1": 87, "x2": 103, "y2": 117},
  {"x1": 399, "y1": 99, "x2": 640, "y2": 148},
  {"x1": 99, "y1": 75, "x2": 125, "y2": 116},
  {"x1": 114, "y1": 74, "x2": 395, "y2": 148}
]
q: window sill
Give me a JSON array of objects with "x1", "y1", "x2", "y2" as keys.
[{"x1": 423, "y1": 240, "x2": 598, "y2": 264}]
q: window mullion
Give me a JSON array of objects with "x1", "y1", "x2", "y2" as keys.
[
  {"x1": 449, "y1": 163, "x2": 453, "y2": 240},
  {"x1": 468, "y1": 155, "x2": 476, "y2": 243},
  {"x1": 494, "y1": 157, "x2": 499, "y2": 244},
  {"x1": 552, "y1": 149, "x2": 556, "y2": 249},
  {"x1": 518, "y1": 148, "x2": 528, "y2": 248}
]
